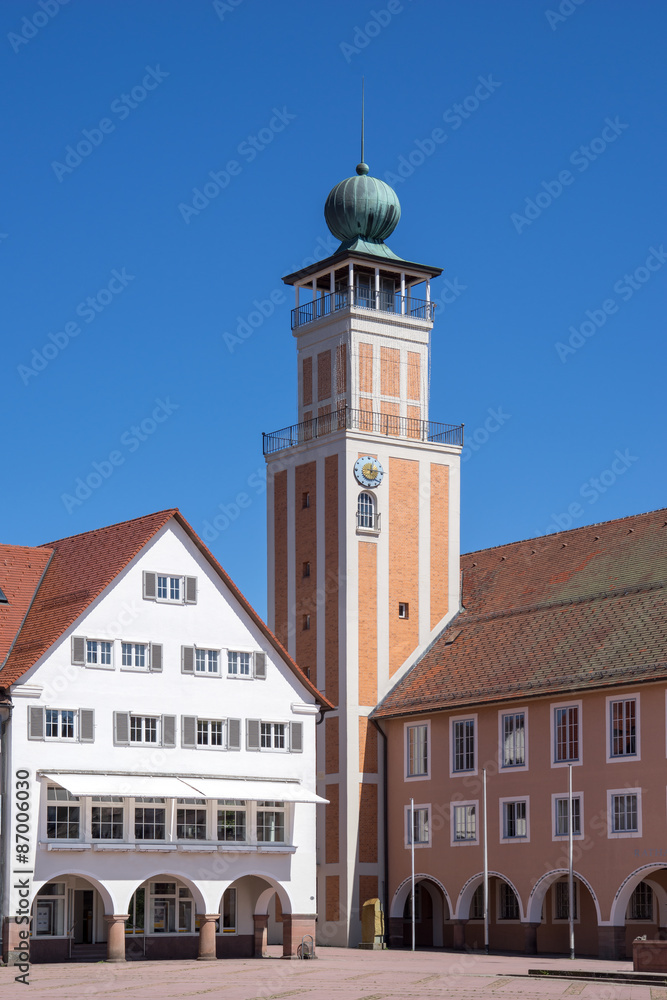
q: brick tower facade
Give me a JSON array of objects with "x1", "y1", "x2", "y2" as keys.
[{"x1": 263, "y1": 157, "x2": 463, "y2": 946}]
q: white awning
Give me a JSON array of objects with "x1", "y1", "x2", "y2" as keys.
[
  {"x1": 183, "y1": 777, "x2": 328, "y2": 804},
  {"x1": 41, "y1": 773, "x2": 328, "y2": 804}
]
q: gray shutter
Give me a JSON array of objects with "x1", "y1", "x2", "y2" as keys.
[
  {"x1": 246, "y1": 719, "x2": 260, "y2": 751},
  {"x1": 143, "y1": 571, "x2": 157, "y2": 600},
  {"x1": 79, "y1": 709, "x2": 95, "y2": 743},
  {"x1": 184, "y1": 576, "x2": 197, "y2": 604},
  {"x1": 290, "y1": 721, "x2": 303, "y2": 753},
  {"x1": 150, "y1": 644, "x2": 163, "y2": 672},
  {"x1": 28, "y1": 706, "x2": 44, "y2": 740},
  {"x1": 162, "y1": 715, "x2": 176, "y2": 748},
  {"x1": 71, "y1": 635, "x2": 85, "y2": 666},
  {"x1": 182, "y1": 716, "x2": 197, "y2": 748},
  {"x1": 113, "y1": 711, "x2": 130, "y2": 746},
  {"x1": 181, "y1": 646, "x2": 194, "y2": 673},
  {"x1": 227, "y1": 718, "x2": 241, "y2": 751},
  {"x1": 253, "y1": 652, "x2": 267, "y2": 679}
]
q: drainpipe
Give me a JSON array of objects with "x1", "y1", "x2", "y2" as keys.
[
  {"x1": 371, "y1": 718, "x2": 389, "y2": 947},
  {"x1": 0, "y1": 696, "x2": 13, "y2": 961}
]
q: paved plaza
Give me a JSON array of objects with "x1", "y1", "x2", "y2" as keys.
[{"x1": 1, "y1": 947, "x2": 665, "y2": 1000}]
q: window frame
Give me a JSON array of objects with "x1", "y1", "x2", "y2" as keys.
[
  {"x1": 356, "y1": 491, "x2": 379, "y2": 533},
  {"x1": 227, "y1": 650, "x2": 252, "y2": 679},
  {"x1": 175, "y1": 798, "x2": 208, "y2": 841},
  {"x1": 608, "y1": 787, "x2": 642, "y2": 838},
  {"x1": 91, "y1": 797, "x2": 125, "y2": 841},
  {"x1": 217, "y1": 800, "x2": 247, "y2": 844},
  {"x1": 551, "y1": 791, "x2": 584, "y2": 841},
  {"x1": 498, "y1": 708, "x2": 528, "y2": 771},
  {"x1": 606, "y1": 692, "x2": 640, "y2": 762},
  {"x1": 256, "y1": 801, "x2": 286, "y2": 843},
  {"x1": 44, "y1": 708, "x2": 77, "y2": 742},
  {"x1": 627, "y1": 881, "x2": 654, "y2": 921},
  {"x1": 499, "y1": 796, "x2": 530, "y2": 843},
  {"x1": 260, "y1": 722, "x2": 287, "y2": 751},
  {"x1": 196, "y1": 718, "x2": 226, "y2": 748},
  {"x1": 497, "y1": 882, "x2": 521, "y2": 922},
  {"x1": 121, "y1": 641, "x2": 148, "y2": 672},
  {"x1": 404, "y1": 803, "x2": 431, "y2": 848},
  {"x1": 404, "y1": 720, "x2": 430, "y2": 781},
  {"x1": 130, "y1": 715, "x2": 160, "y2": 745},
  {"x1": 450, "y1": 714, "x2": 477, "y2": 777},
  {"x1": 85, "y1": 638, "x2": 114, "y2": 670},
  {"x1": 553, "y1": 879, "x2": 579, "y2": 922},
  {"x1": 194, "y1": 647, "x2": 221, "y2": 676},
  {"x1": 133, "y1": 797, "x2": 168, "y2": 841},
  {"x1": 46, "y1": 786, "x2": 81, "y2": 841},
  {"x1": 550, "y1": 699, "x2": 583, "y2": 767},
  {"x1": 450, "y1": 800, "x2": 478, "y2": 846}
]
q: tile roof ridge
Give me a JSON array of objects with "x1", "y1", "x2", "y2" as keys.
[
  {"x1": 39, "y1": 509, "x2": 178, "y2": 548},
  {"x1": 462, "y1": 506, "x2": 667, "y2": 558},
  {"x1": 458, "y1": 579, "x2": 666, "y2": 627}
]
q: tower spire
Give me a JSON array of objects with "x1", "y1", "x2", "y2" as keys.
[{"x1": 357, "y1": 78, "x2": 369, "y2": 176}]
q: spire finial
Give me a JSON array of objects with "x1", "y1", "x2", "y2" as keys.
[{"x1": 356, "y1": 77, "x2": 369, "y2": 176}]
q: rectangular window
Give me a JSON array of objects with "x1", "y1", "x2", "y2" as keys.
[
  {"x1": 130, "y1": 716, "x2": 158, "y2": 744},
  {"x1": 261, "y1": 722, "x2": 286, "y2": 750},
  {"x1": 610, "y1": 699, "x2": 637, "y2": 757},
  {"x1": 91, "y1": 799, "x2": 124, "y2": 840},
  {"x1": 157, "y1": 575, "x2": 181, "y2": 602},
  {"x1": 197, "y1": 719, "x2": 224, "y2": 747},
  {"x1": 555, "y1": 796, "x2": 581, "y2": 836},
  {"x1": 501, "y1": 712, "x2": 525, "y2": 767},
  {"x1": 503, "y1": 800, "x2": 528, "y2": 839},
  {"x1": 195, "y1": 648, "x2": 219, "y2": 674},
  {"x1": 45, "y1": 709, "x2": 75, "y2": 740},
  {"x1": 122, "y1": 643, "x2": 146, "y2": 669},
  {"x1": 86, "y1": 640, "x2": 112, "y2": 667},
  {"x1": 499, "y1": 883, "x2": 520, "y2": 920},
  {"x1": 554, "y1": 706, "x2": 579, "y2": 762},
  {"x1": 629, "y1": 883, "x2": 653, "y2": 920},
  {"x1": 398, "y1": 602, "x2": 409, "y2": 619},
  {"x1": 46, "y1": 787, "x2": 80, "y2": 839},
  {"x1": 612, "y1": 793, "x2": 638, "y2": 833},
  {"x1": 470, "y1": 885, "x2": 484, "y2": 920},
  {"x1": 406, "y1": 806, "x2": 430, "y2": 845},
  {"x1": 555, "y1": 881, "x2": 577, "y2": 920},
  {"x1": 227, "y1": 651, "x2": 251, "y2": 677},
  {"x1": 257, "y1": 802, "x2": 285, "y2": 843},
  {"x1": 176, "y1": 799, "x2": 207, "y2": 840},
  {"x1": 134, "y1": 801, "x2": 166, "y2": 840},
  {"x1": 406, "y1": 724, "x2": 428, "y2": 777},
  {"x1": 217, "y1": 800, "x2": 246, "y2": 842},
  {"x1": 222, "y1": 888, "x2": 237, "y2": 933},
  {"x1": 453, "y1": 718, "x2": 475, "y2": 772},
  {"x1": 453, "y1": 804, "x2": 476, "y2": 842}
]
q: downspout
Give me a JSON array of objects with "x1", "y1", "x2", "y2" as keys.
[
  {"x1": 0, "y1": 697, "x2": 13, "y2": 962},
  {"x1": 371, "y1": 717, "x2": 389, "y2": 947}
]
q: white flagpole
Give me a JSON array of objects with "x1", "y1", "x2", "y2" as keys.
[
  {"x1": 569, "y1": 764, "x2": 575, "y2": 960},
  {"x1": 483, "y1": 768, "x2": 489, "y2": 955},
  {"x1": 410, "y1": 797, "x2": 416, "y2": 951}
]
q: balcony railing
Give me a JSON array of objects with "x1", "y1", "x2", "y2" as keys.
[
  {"x1": 291, "y1": 290, "x2": 435, "y2": 330},
  {"x1": 262, "y1": 406, "x2": 464, "y2": 455}
]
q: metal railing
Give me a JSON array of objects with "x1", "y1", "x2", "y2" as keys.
[
  {"x1": 291, "y1": 290, "x2": 435, "y2": 329},
  {"x1": 357, "y1": 511, "x2": 381, "y2": 531},
  {"x1": 263, "y1": 406, "x2": 464, "y2": 455}
]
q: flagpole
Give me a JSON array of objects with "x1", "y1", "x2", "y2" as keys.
[
  {"x1": 410, "y1": 797, "x2": 415, "y2": 951},
  {"x1": 568, "y1": 764, "x2": 575, "y2": 960},
  {"x1": 483, "y1": 768, "x2": 489, "y2": 955}
]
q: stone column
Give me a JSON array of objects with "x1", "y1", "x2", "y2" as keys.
[
  {"x1": 282, "y1": 914, "x2": 317, "y2": 959},
  {"x1": 598, "y1": 925, "x2": 625, "y2": 960},
  {"x1": 523, "y1": 921, "x2": 541, "y2": 955},
  {"x1": 254, "y1": 913, "x2": 269, "y2": 958},
  {"x1": 388, "y1": 917, "x2": 403, "y2": 949},
  {"x1": 105, "y1": 914, "x2": 129, "y2": 962},
  {"x1": 452, "y1": 919, "x2": 468, "y2": 951},
  {"x1": 198, "y1": 914, "x2": 219, "y2": 960}
]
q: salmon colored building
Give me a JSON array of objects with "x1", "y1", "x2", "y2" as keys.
[{"x1": 373, "y1": 508, "x2": 667, "y2": 959}]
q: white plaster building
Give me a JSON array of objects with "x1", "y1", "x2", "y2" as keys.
[{"x1": 0, "y1": 509, "x2": 330, "y2": 963}]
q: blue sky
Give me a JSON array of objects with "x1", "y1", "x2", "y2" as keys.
[{"x1": 2, "y1": 0, "x2": 665, "y2": 617}]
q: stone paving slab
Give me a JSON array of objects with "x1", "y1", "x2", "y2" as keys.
[{"x1": 0, "y1": 946, "x2": 656, "y2": 1000}]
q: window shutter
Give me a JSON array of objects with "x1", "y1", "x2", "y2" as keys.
[
  {"x1": 253, "y1": 652, "x2": 267, "y2": 679},
  {"x1": 28, "y1": 706, "x2": 44, "y2": 740},
  {"x1": 227, "y1": 718, "x2": 241, "y2": 751},
  {"x1": 79, "y1": 709, "x2": 95, "y2": 743},
  {"x1": 182, "y1": 716, "x2": 197, "y2": 748},
  {"x1": 113, "y1": 712, "x2": 130, "y2": 746},
  {"x1": 143, "y1": 571, "x2": 157, "y2": 600},
  {"x1": 162, "y1": 715, "x2": 176, "y2": 748},
  {"x1": 184, "y1": 576, "x2": 197, "y2": 604},
  {"x1": 150, "y1": 643, "x2": 163, "y2": 672},
  {"x1": 246, "y1": 719, "x2": 260, "y2": 751},
  {"x1": 181, "y1": 646, "x2": 194, "y2": 674},
  {"x1": 290, "y1": 721, "x2": 303, "y2": 753},
  {"x1": 71, "y1": 635, "x2": 85, "y2": 666}
]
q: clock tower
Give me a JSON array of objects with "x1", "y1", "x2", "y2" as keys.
[{"x1": 263, "y1": 154, "x2": 463, "y2": 947}]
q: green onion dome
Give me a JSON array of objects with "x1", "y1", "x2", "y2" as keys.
[{"x1": 324, "y1": 162, "x2": 401, "y2": 243}]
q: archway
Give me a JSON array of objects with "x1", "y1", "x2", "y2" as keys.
[
  {"x1": 390, "y1": 875, "x2": 452, "y2": 949},
  {"x1": 455, "y1": 871, "x2": 524, "y2": 953},
  {"x1": 528, "y1": 869, "x2": 601, "y2": 956},
  {"x1": 123, "y1": 871, "x2": 207, "y2": 961},
  {"x1": 30, "y1": 872, "x2": 113, "y2": 963},
  {"x1": 610, "y1": 865, "x2": 667, "y2": 957},
  {"x1": 222, "y1": 873, "x2": 296, "y2": 958}
]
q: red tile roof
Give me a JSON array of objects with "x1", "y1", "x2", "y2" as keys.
[
  {"x1": 373, "y1": 508, "x2": 667, "y2": 719},
  {"x1": 0, "y1": 510, "x2": 332, "y2": 709},
  {"x1": 0, "y1": 545, "x2": 52, "y2": 665}
]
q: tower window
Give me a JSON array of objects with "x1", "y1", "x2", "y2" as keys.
[
  {"x1": 302, "y1": 492, "x2": 310, "y2": 509},
  {"x1": 303, "y1": 561, "x2": 311, "y2": 578},
  {"x1": 357, "y1": 491, "x2": 379, "y2": 531},
  {"x1": 398, "y1": 603, "x2": 409, "y2": 619},
  {"x1": 303, "y1": 615, "x2": 310, "y2": 630}
]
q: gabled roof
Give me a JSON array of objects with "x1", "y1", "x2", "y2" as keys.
[
  {"x1": 373, "y1": 508, "x2": 667, "y2": 719},
  {"x1": 0, "y1": 545, "x2": 53, "y2": 666},
  {"x1": 0, "y1": 510, "x2": 332, "y2": 709}
]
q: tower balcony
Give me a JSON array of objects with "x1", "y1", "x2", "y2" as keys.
[
  {"x1": 262, "y1": 405, "x2": 464, "y2": 456},
  {"x1": 291, "y1": 289, "x2": 435, "y2": 331}
]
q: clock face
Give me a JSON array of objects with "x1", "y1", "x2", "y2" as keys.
[{"x1": 354, "y1": 456, "x2": 384, "y2": 488}]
